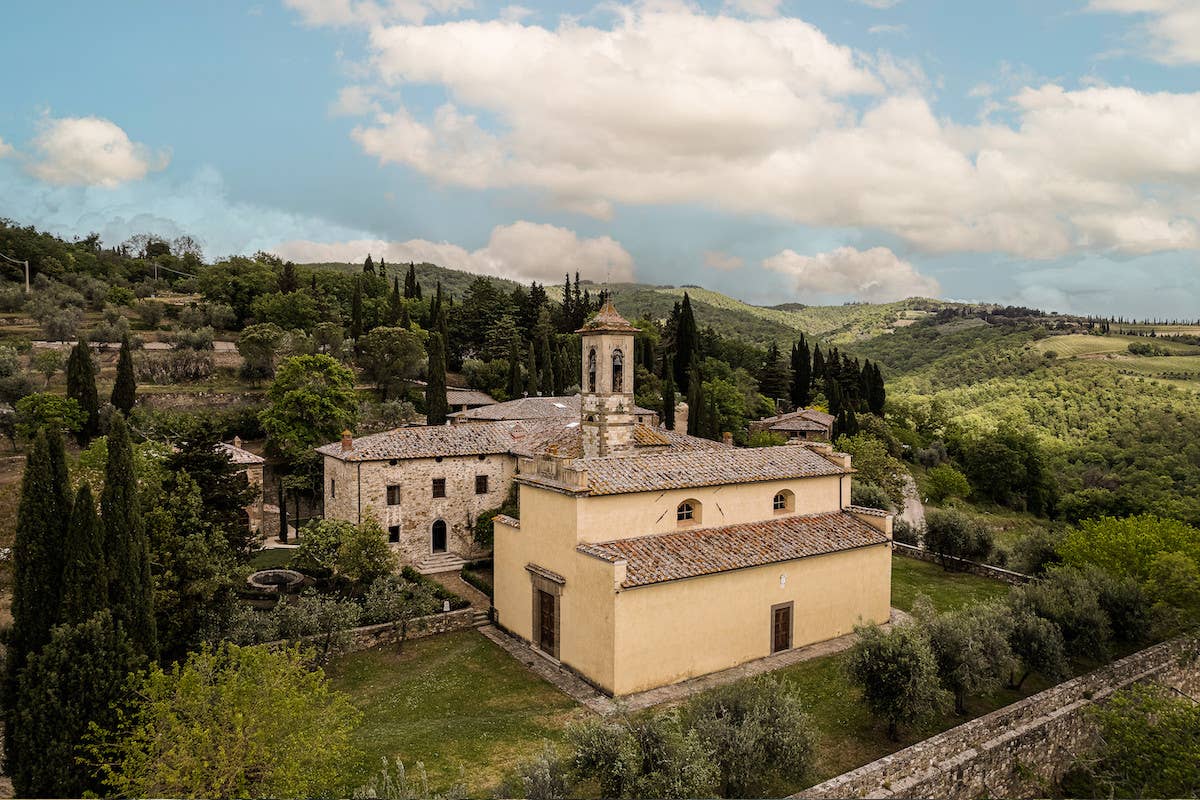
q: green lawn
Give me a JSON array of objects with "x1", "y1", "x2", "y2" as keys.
[
  {"x1": 890, "y1": 554, "x2": 1011, "y2": 613},
  {"x1": 326, "y1": 631, "x2": 584, "y2": 796},
  {"x1": 248, "y1": 547, "x2": 296, "y2": 569}
]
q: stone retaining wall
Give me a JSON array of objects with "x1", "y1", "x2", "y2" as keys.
[
  {"x1": 268, "y1": 608, "x2": 476, "y2": 655},
  {"x1": 893, "y1": 541, "x2": 1031, "y2": 585},
  {"x1": 797, "y1": 635, "x2": 1200, "y2": 799}
]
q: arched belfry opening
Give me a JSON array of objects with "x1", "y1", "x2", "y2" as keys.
[{"x1": 577, "y1": 300, "x2": 639, "y2": 458}]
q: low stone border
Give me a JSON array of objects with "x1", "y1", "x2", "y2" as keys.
[
  {"x1": 795, "y1": 634, "x2": 1200, "y2": 799},
  {"x1": 893, "y1": 541, "x2": 1031, "y2": 585},
  {"x1": 267, "y1": 608, "x2": 476, "y2": 655}
]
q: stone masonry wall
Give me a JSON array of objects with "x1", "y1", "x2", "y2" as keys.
[
  {"x1": 797, "y1": 635, "x2": 1200, "y2": 799},
  {"x1": 893, "y1": 541, "x2": 1031, "y2": 585},
  {"x1": 268, "y1": 608, "x2": 476, "y2": 655},
  {"x1": 324, "y1": 452, "x2": 514, "y2": 564}
]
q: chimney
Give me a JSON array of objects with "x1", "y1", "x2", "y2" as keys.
[
  {"x1": 341, "y1": 430, "x2": 353, "y2": 452},
  {"x1": 232, "y1": 435, "x2": 243, "y2": 449},
  {"x1": 722, "y1": 432, "x2": 733, "y2": 446}
]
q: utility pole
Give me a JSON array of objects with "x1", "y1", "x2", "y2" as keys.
[{"x1": 0, "y1": 252, "x2": 29, "y2": 294}]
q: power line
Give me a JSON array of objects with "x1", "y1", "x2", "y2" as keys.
[{"x1": 0, "y1": 251, "x2": 30, "y2": 294}]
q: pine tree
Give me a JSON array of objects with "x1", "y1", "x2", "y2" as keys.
[
  {"x1": 525, "y1": 342, "x2": 539, "y2": 397},
  {"x1": 363, "y1": 254, "x2": 375, "y2": 275},
  {"x1": 350, "y1": 278, "x2": 363, "y2": 341},
  {"x1": 7, "y1": 429, "x2": 72, "y2": 700},
  {"x1": 674, "y1": 293, "x2": 698, "y2": 395},
  {"x1": 66, "y1": 338, "x2": 100, "y2": 445},
  {"x1": 686, "y1": 356, "x2": 703, "y2": 436},
  {"x1": 507, "y1": 340, "x2": 523, "y2": 399},
  {"x1": 60, "y1": 483, "x2": 106, "y2": 626},
  {"x1": 101, "y1": 414, "x2": 156, "y2": 658},
  {"x1": 425, "y1": 332, "x2": 448, "y2": 425},
  {"x1": 662, "y1": 355, "x2": 676, "y2": 430},
  {"x1": 10, "y1": 612, "x2": 142, "y2": 798},
  {"x1": 111, "y1": 336, "x2": 137, "y2": 415},
  {"x1": 759, "y1": 341, "x2": 791, "y2": 401}
]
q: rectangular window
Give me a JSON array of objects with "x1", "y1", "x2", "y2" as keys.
[
  {"x1": 388, "y1": 525, "x2": 401, "y2": 543},
  {"x1": 432, "y1": 477, "x2": 446, "y2": 498},
  {"x1": 330, "y1": 478, "x2": 336, "y2": 499},
  {"x1": 386, "y1": 484, "x2": 401, "y2": 505},
  {"x1": 475, "y1": 474, "x2": 488, "y2": 495}
]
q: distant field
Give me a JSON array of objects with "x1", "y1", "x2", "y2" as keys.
[
  {"x1": 1034, "y1": 333, "x2": 1200, "y2": 358},
  {"x1": 1116, "y1": 355, "x2": 1200, "y2": 378}
]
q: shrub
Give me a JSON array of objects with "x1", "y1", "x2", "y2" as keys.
[
  {"x1": 460, "y1": 567, "x2": 493, "y2": 598},
  {"x1": 747, "y1": 430, "x2": 788, "y2": 448},
  {"x1": 136, "y1": 350, "x2": 214, "y2": 384},
  {"x1": 845, "y1": 623, "x2": 950, "y2": 740},
  {"x1": 498, "y1": 745, "x2": 572, "y2": 800},
  {"x1": 293, "y1": 519, "x2": 354, "y2": 577},
  {"x1": 1084, "y1": 685, "x2": 1200, "y2": 799},
  {"x1": 923, "y1": 508, "x2": 994, "y2": 567},
  {"x1": 1009, "y1": 529, "x2": 1063, "y2": 575},
  {"x1": 400, "y1": 566, "x2": 470, "y2": 611},
  {"x1": 337, "y1": 515, "x2": 398, "y2": 593},
  {"x1": 892, "y1": 518, "x2": 919, "y2": 546},
  {"x1": 1009, "y1": 567, "x2": 1111, "y2": 660},
  {"x1": 171, "y1": 326, "x2": 215, "y2": 351},
  {"x1": 851, "y1": 482, "x2": 893, "y2": 512},
  {"x1": 15, "y1": 392, "x2": 85, "y2": 438},
  {"x1": 924, "y1": 464, "x2": 970, "y2": 503},
  {"x1": 568, "y1": 711, "x2": 717, "y2": 799},
  {"x1": 1058, "y1": 515, "x2": 1200, "y2": 584}
]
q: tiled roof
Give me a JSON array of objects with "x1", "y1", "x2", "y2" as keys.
[
  {"x1": 446, "y1": 388, "x2": 497, "y2": 406},
  {"x1": 847, "y1": 504, "x2": 890, "y2": 517},
  {"x1": 571, "y1": 443, "x2": 848, "y2": 496},
  {"x1": 512, "y1": 422, "x2": 716, "y2": 459},
  {"x1": 577, "y1": 511, "x2": 890, "y2": 587},
  {"x1": 576, "y1": 300, "x2": 639, "y2": 333},
  {"x1": 450, "y1": 394, "x2": 656, "y2": 422},
  {"x1": 317, "y1": 424, "x2": 518, "y2": 462},
  {"x1": 769, "y1": 418, "x2": 828, "y2": 432},
  {"x1": 758, "y1": 408, "x2": 835, "y2": 429},
  {"x1": 218, "y1": 442, "x2": 264, "y2": 465}
]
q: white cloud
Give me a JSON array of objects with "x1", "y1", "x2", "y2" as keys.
[
  {"x1": 763, "y1": 246, "x2": 940, "y2": 302},
  {"x1": 0, "y1": 138, "x2": 14, "y2": 159},
  {"x1": 703, "y1": 250, "x2": 745, "y2": 271},
  {"x1": 284, "y1": 0, "x2": 472, "y2": 27},
  {"x1": 1089, "y1": 0, "x2": 1200, "y2": 64},
  {"x1": 868, "y1": 23, "x2": 907, "y2": 35},
  {"x1": 320, "y1": 5, "x2": 1200, "y2": 260},
  {"x1": 27, "y1": 116, "x2": 169, "y2": 188},
  {"x1": 724, "y1": 0, "x2": 783, "y2": 17},
  {"x1": 275, "y1": 220, "x2": 636, "y2": 284},
  {"x1": 329, "y1": 85, "x2": 381, "y2": 116},
  {"x1": 499, "y1": 5, "x2": 533, "y2": 22}
]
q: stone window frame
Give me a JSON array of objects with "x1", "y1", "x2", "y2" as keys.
[
  {"x1": 773, "y1": 489, "x2": 795, "y2": 514},
  {"x1": 612, "y1": 348, "x2": 624, "y2": 393},
  {"x1": 526, "y1": 564, "x2": 564, "y2": 660},
  {"x1": 475, "y1": 474, "x2": 489, "y2": 495},
  {"x1": 386, "y1": 484, "x2": 402, "y2": 505},
  {"x1": 587, "y1": 347, "x2": 597, "y2": 393},
  {"x1": 771, "y1": 600, "x2": 794, "y2": 654},
  {"x1": 432, "y1": 477, "x2": 446, "y2": 498}
]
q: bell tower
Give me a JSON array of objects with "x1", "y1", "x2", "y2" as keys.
[{"x1": 578, "y1": 299, "x2": 638, "y2": 458}]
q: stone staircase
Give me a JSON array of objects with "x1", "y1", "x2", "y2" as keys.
[
  {"x1": 471, "y1": 609, "x2": 491, "y2": 627},
  {"x1": 415, "y1": 552, "x2": 467, "y2": 575}
]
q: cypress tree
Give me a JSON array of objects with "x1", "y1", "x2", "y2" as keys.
[
  {"x1": 791, "y1": 336, "x2": 812, "y2": 409},
  {"x1": 378, "y1": 256, "x2": 387, "y2": 281},
  {"x1": 425, "y1": 332, "x2": 449, "y2": 425},
  {"x1": 66, "y1": 338, "x2": 100, "y2": 445},
  {"x1": 845, "y1": 407, "x2": 860, "y2": 436},
  {"x1": 350, "y1": 278, "x2": 363, "y2": 341},
  {"x1": 363, "y1": 253, "x2": 375, "y2": 275},
  {"x1": 870, "y1": 363, "x2": 886, "y2": 416},
  {"x1": 7, "y1": 429, "x2": 72, "y2": 694},
  {"x1": 60, "y1": 483, "x2": 106, "y2": 626},
  {"x1": 662, "y1": 355, "x2": 676, "y2": 430},
  {"x1": 400, "y1": 301, "x2": 411, "y2": 329},
  {"x1": 9, "y1": 611, "x2": 142, "y2": 799},
  {"x1": 388, "y1": 277, "x2": 403, "y2": 325},
  {"x1": 686, "y1": 356, "x2": 703, "y2": 436},
  {"x1": 811, "y1": 344, "x2": 825, "y2": 394},
  {"x1": 674, "y1": 293, "x2": 698, "y2": 394},
  {"x1": 507, "y1": 340, "x2": 523, "y2": 399},
  {"x1": 539, "y1": 331, "x2": 554, "y2": 392},
  {"x1": 101, "y1": 414, "x2": 156, "y2": 658},
  {"x1": 525, "y1": 342, "x2": 539, "y2": 397},
  {"x1": 111, "y1": 336, "x2": 137, "y2": 415},
  {"x1": 827, "y1": 378, "x2": 844, "y2": 420},
  {"x1": 278, "y1": 261, "x2": 299, "y2": 293}
]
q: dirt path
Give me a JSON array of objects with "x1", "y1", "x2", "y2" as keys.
[{"x1": 901, "y1": 472, "x2": 925, "y2": 530}]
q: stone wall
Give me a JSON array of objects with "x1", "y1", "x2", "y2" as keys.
[
  {"x1": 797, "y1": 635, "x2": 1200, "y2": 799},
  {"x1": 893, "y1": 541, "x2": 1031, "y2": 585},
  {"x1": 269, "y1": 608, "x2": 476, "y2": 655}
]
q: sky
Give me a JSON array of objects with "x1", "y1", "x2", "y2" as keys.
[{"x1": 1, "y1": 0, "x2": 1199, "y2": 317}]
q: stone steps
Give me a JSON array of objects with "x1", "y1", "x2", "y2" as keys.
[
  {"x1": 415, "y1": 552, "x2": 467, "y2": 575},
  {"x1": 471, "y1": 609, "x2": 490, "y2": 627}
]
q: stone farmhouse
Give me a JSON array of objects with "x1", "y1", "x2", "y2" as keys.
[
  {"x1": 750, "y1": 408, "x2": 836, "y2": 442},
  {"x1": 492, "y1": 302, "x2": 893, "y2": 696},
  {"x1": 219, "y1": 437, "x2": 266, "y2": 534}
]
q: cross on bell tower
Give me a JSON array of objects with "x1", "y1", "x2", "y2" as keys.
[{"x1": 578, "y1": 299, "x2": 638, "y2": 458}]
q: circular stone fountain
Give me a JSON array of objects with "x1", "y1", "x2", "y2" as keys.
[{"x1": 247, "y1": 568, "x2": 305, "y2": 593}]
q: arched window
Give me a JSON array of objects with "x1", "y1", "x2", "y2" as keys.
[
  {"x1": 587, "y1": 348, "x2": 597, "y2": 393},
  {"x1": 773, "y1": 490, "x2": 795, "y2": 514},
  {"x1": 676, "y1": 499, "x2": 701, "y2": 526},
  {"x1": 612, "y1": 348, "x2": 624, "y2": 393}
]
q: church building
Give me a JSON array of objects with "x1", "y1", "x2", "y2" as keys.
[{"x1": 493, "y1": 302, "x2": 893, "y2": 696}]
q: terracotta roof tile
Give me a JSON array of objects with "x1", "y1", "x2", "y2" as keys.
[
  {"x1": 570, "y1": 444, "x2": 848, "y2": 496},
  {"x1": 576, "y1": 300, "x2": 639, "y2": 333},
  {"x1": 577, "y1": 511, "x2": 890, "y2": 587},
  {"x1": 450, "y1": 394, "x2": 656, "y2": 422},
  {"x1": 218, "y1": 442, "x2": 265, "y2": 465},
  {"x1": 446, "y1": 388, "x2": 497, "y2": 406}
]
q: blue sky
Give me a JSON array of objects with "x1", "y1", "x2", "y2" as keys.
[{"x1": 1, "y1": 0, "x2": 1198, "y2": 316}]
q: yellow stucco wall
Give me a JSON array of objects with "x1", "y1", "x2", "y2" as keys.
[{"x1": 609, "y1": 543, "x2": 892, "y2": 695}]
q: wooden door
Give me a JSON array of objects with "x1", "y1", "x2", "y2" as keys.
[
  {"x1": 538, "y1": 590, "x2": 556, "y2": 654},
  {"x1": 772, "y1": 604, "x2": 792, "y2": 653}
]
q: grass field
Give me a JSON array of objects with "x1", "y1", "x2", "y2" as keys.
[
  {"x1": 890, "y1": 555, "x2": 1011, "y2": 612},
  {"x1": 1033, "y1": 333, "x2": 1200, "y2": 357},
  {"x1": 248, "y1": 547, "x2": 297, "y2": 569}
]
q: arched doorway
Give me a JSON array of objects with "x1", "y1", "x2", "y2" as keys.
[{"x1": 431, "y1": 519, "x2": 448, "y2": 554}]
